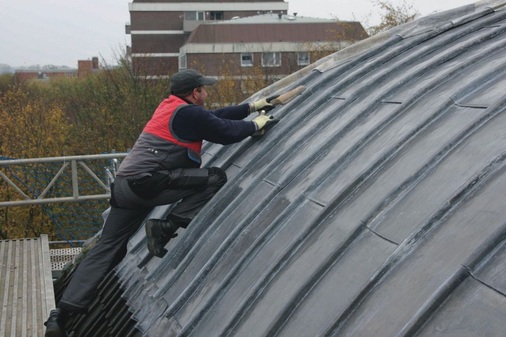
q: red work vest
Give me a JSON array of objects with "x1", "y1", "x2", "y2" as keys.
[{"x1": 143, "y1": 95, "x2": 202, "y2": 155}]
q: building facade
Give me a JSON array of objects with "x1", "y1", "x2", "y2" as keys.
[
  {"x1": 128, "y1": 0, "x2": 289, "y2": 77},
  {"x1": 180, "y1": 13, "x2": 368, "y2": 89}
]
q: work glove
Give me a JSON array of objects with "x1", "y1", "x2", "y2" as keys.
[
  {"x1": 252, "y1": 111, "x2": 278, "y2": 137},
  {"x1": 249, "y1": 95, "x2": 280, "y2": 113}
]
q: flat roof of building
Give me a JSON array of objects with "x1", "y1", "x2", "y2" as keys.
[{"x1": 214, "y1": 13, "x2": 338, "y2": 24}]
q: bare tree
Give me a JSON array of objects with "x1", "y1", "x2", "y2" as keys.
[{"x1": 367, "y1": 0, "x2": 420, "y2": 36}]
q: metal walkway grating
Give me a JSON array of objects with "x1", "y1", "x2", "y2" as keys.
[
  {"x1": 0, "y1": 235, "x2": 55, "y2": 337},
  {"x1": 50, "y1": 247, "x2": 82, "y2": 271}
]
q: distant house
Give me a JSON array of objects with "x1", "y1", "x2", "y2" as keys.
[
  {"x1": 14, "y1": 57, "x2": 100, "y2": 82},
  {"x1": 14, "y1": 69, "x2": 77, "y2": 82},
  {"x1": 77, "y1": 57, "x2": 100, "y2": 78},
  {"x1": 126, "y1": 0, "x2": 367, "y2": 79},
  {"x1": 180, "y1": 13, "x2": 368, "y2": 88}
]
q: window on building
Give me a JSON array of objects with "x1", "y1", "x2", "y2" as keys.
[
  {"x1": 241, "y1": 53, "x2": 253, "y2": 67},
  {"x1": 209, "y1": 11, "x2": 223, "y2": 20},
  {"x1": 262, "y1": 52, "x2": 281, "y2": 67},
  {"x1": 185, "y1": 11, "x2": 205, "y2": 21},
  {"x1": 297, "y1": 52, "x2": 310, "y2": 66},
  {"x1": 179, "y1": 54, "x2": 187, "y2": 70}
]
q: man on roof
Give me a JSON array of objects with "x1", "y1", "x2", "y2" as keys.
[{"x1": 44, "y1": 68, "x2": 279, "y2": 337}]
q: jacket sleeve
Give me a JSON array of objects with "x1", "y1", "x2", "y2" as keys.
[
  {"x1": 172, "y1": 105, "x2": 256, "y2": 145},
  {"x1": 211, "y1": 103, "x2": 251, "y2": 120}
]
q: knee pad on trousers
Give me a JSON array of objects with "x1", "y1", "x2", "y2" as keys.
[{"x1": 207, "y1": 167, "x2": 227, "y2": 187}]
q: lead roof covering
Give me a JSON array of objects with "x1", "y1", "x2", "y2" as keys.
[{"x1": 67, "y1": 1, "x2": 506, "y2": 336}]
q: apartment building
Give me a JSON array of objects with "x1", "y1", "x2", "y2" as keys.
[
  {"x1": 127, "y1": 1, "x2": 367, "y2": 79},
  {"x1": 128, "y1": 0, "x2": 289, "y2": 76}
]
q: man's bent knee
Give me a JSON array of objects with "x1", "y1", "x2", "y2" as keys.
[{"x1": 207, "y1": 167, "x2": 227, "y2": 187}]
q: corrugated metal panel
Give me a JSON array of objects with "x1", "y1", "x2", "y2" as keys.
[
  {"x1": 62, "y1": 1, "x2": 506, "y2": 336},
  {"x1": 0, "y1": 235, "x2": 54, "y2": 337}
]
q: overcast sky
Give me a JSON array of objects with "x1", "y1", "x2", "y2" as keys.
[{"x1": 0, "y1": 0, "x2": 475, "y2": 68}]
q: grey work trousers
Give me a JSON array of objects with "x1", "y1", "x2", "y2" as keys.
[{"x1": 58, "y1": 167, "x2": 227, "y2": 313}]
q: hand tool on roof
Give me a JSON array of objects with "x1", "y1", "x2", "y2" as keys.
[
  {"x1": 251, "y1": 96, "x2": 278, "y2": 112},
  {"x1": 250, "y1": 85, "x2": 307, "y2": 113},
  {"x1": 269, "y1": 85, "x2": 306, "y2": 106}
]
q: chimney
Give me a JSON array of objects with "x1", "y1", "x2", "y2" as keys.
[
  {"x1": 92, "y1": 57, "x2": 99, "y2": 70},
  {"x1": 78, "y1": 60, "x2": 93, "y2": 78}
]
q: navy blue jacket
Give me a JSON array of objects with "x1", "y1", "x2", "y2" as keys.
[{"x1": 172, "y1": 101, "x2": 256, "y2": 145}]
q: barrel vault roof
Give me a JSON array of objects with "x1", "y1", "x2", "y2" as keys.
[{"x1": 62, "y1": 1, "x2": 506, "y2": 336}]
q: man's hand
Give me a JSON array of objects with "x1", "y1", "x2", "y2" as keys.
[
  {"x1": 252, "y1": 111, "x2": 278, "y2": 137},
  {"x1": 252, "y1": 112, "x2": 274, "y2": 130},
  {"x1": 250, "y1": 95, "x2": 280, "y2": 113}
]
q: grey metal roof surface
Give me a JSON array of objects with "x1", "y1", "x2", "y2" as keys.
[{"x1": 65, "y1": 1, "x2": 506, "y2": 336}]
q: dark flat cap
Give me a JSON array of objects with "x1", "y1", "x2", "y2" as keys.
[{"x1": 170, "y1": 69, "x2": 218, "y2": 94}]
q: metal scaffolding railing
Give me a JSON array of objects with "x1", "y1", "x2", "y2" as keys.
[{"x1": 0, "y1": 153, "x2": 127, "y2": 207}]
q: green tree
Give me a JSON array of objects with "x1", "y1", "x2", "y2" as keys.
[
  {"x1": 0, "y1": 87, "x2": 71, "y2": 239},
  {"x1": 27, "y1": 56, "x2": 170, "y2": 154},
  {"x1": 0, "y1": 73, "x2": 15, "y2": 97},
  {"x1": 0, "y1": 87, "x2": 71, "y2": 158}
]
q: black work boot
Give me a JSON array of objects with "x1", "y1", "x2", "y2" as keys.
[
  {"x1": 44, "y1": 308, "x2": 68, "y2": 337},
  {"x1": 145, "y1": 219, "x2": 179, "y2": 258}
]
